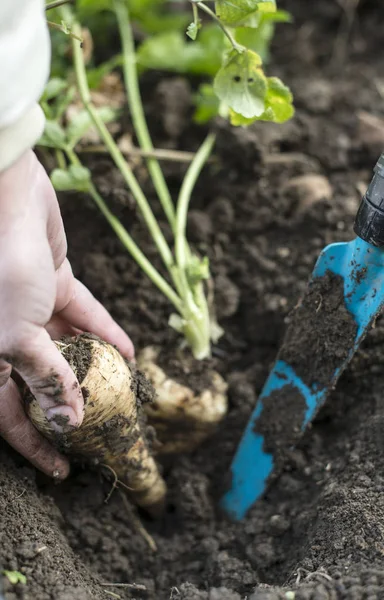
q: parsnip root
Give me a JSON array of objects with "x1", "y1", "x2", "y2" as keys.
[
  {"x1": 25, "y1": 336, "x2": 166, "y2": 512},
  {"x1": 138, "y1": 346, "x2": 228, "y2": 454}
]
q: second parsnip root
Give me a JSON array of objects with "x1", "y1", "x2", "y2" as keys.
[{"x1": 138, "y1": 346, "x2": 228, "y2": 455}]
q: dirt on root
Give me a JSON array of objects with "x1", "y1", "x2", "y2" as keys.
[
  {"x1": 156, "y1": 344, "x2": 220, "y2": 396},
  {"x1": 130, "y1": 362, "x2": 159, "y2": 407},
  {"x1": 36, "y1": 335, "x2": 156, "y2": 465},
  {"x1": 279, "y1": 271, "x2": 358, "y2": 388},
  {"x1": 60, "y1": 335, "x2": 93, "y2": 386},
  {"x1": 3, "y1": 0, "x2": 384, "y2": 598}
]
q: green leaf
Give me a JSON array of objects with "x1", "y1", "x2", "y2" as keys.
[
  {"x1": 230, "y1": 76, "x2": 294, "y2": 125},
  {"x1": 51, "y1": 166, "x2": 91, "y2": 192},
  {"x1": 137, "y1": 26, "x2": 224, "y2": 77},
  {"x1": 77, "y1": 0, "x2": 111, "y2": 17},
  {"x1": 138, "y1": 12, "x2": 191, "y2": 35},
  {"x1": 38, "y1": 120, "x2": 67, "y2": 149},
  {"x1": 215, "y1": 0, "x2": 276, "y2": 26},
  {"x1": 2, "y1": 571, "x2": 27, "y2": 585},
  {"x1": 214, "y1": 49, "x2": 267, "y2": 119},
  {"x1": 86, "y1": 55, "x2": 123, "y2": 89},
  {"x1": 128, "y1": 0, "x2": 165, "y2": 17},
  {"x1": 194, "y1": 84, "x2": 220, "y2": 124},
  {"x1": 229, "y1": 111, "x2": 256, "y2": 126},
  {"x1": 186, "y1": 21, "x2": 200, "y2": 41},
  {"x1": 54, "y1": 85, "x2": 76, "y2": 120},
  {"x1": 260, "y1": 9, "x2": 292, "y2": 23},
  {"x1": 235, "y1": 10, "x2": 292, "y2": 61},
  {"x1": 262, "y1": 76, "x2": 294, "y2": 122},
  {"x1": 41, "y1": 78, "x2": 67, "y2": 101},
  {"x1": 254, "y1": 0, "x2": 277, "y2": 13},
  {"x1": 67, "y1": 107, "x2": 119, "y2": 148},
  {"x1": 187, "y1": 256, "x2": 210, "y2": 285}
]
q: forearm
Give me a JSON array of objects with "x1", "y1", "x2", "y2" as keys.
[{"x1": 0, "y1": 0, "x2": 50, "y2": 172}]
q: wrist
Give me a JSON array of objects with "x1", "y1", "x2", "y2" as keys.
[{"x1": 0, "y1": 151, "x2": 36, "y2": 232}]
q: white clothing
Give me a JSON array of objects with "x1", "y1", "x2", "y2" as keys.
[{"x1": 0, "y1": 0, "x2": 49, "y2": 171}]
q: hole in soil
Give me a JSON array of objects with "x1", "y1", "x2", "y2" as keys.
[{"x1": 165, "y1": 502, "x2": 177, "y2": 515}]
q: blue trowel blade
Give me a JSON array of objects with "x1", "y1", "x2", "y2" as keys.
[{"x1": 222, "y1": 237, "x2": 384, "y2": 520}]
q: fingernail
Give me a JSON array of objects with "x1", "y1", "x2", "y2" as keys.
[
  {"x1": 52, "y1": 465, "x2": 70, "y2": 482},
  {"x1": 46, "y1": 406, "x2": 79, "y2": 432}
]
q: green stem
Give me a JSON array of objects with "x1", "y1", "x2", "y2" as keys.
[
  {"x1": 192, "y1": 1, "x2": 244, "y2": 52},
  {"x1": 173, "y1": 133, "x2": 216, "y2": 360},
  {"x1": 45, "y1": 0, "x2": 73, "y2": 10},
  {"x1": 47, "y1": 20, "x2": 82, "y2": 42},
  {"x1": 55, "y1": 148, "x2": 66, "y2": 170},
  {"x1": 66, "y1": 148, "x2": 183, "y2": 312},
  {"x1": 192, "y1": 3, "x2": 199, "y2": 27},
  {"x1": 60, "y1": 5, "x2": 216, "y2": 359},
  {"x1": 69, "y1": 17, "x2": 178, "y2": 280},
  {"x1": 175, "y1": 133, "x2": 216, "y2": 269},
  {"x1": 113, "y1": 0, "x2": 176, "y2": 228}
]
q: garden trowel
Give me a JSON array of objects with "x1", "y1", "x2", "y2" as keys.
[{"x1": 222, "y1": 152, "x2": 384, "y2": 520}]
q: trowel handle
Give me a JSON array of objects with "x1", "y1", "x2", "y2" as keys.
[{"x1": 354, "y1": 152, "x2": 384, "y2": 247}]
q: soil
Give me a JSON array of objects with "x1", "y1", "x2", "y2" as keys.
[
  {"x1": 3, "y1": 0, "x2": 384, "y2": 598},
  {"x1": 253, "y1": 384, "x2": 307, "y2": 474},
  {"x1": 156, "y1": 345, "x2": 220, "y2": 396},
  {"x1": 279, "y1": 271, "x2": 358, "y2": 388},
  {"x1": 60, "y1": 335, "x2": 94, "y2": 386}
]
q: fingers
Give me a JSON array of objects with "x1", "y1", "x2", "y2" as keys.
[
  {"x1": 56, "y1": 266, "x2": 135, "y2": 360},
  {"x1": 0, "y1": 361, "x2": 70, "y2": 479},
  {"x1": 45, "y1": 315, "x2": 81, "y2": 340},
  {"x1": 11, "y1": 328, "x2": 84, "y2": 431}
]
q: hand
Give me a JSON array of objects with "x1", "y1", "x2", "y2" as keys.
[{"x1": 0, "y1": 150, "x2": 134, "y2": 479}]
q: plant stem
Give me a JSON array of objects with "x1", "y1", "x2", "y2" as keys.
[
  {"x1": 47, "y1": 20, "x2": 83, "y2": 42},
  {"x1": 191, "y1": 1, "x2": 244, "y2": 52},
  {"x1": 45, "y1": 0, "x2": 73, "y2": 10},
  {"x1": 69, "y1": 15, "x2": 179, "y2": 283},
  {"x1": 60, "y1": 4, "x2": 218, "y2": 359},
  {"x1": 113, "y1": 0, "x2": 176, "y2": 228},
  {"x1": 192, "y1": 3, "x2": 199, "y2": 27},
  {"x1": 65, "y1": 148, "x2": 183, "y2": 313},
  {"x1": 175, "y1": 133, "x2": 216, "y2": 270},
  {"x1": 172, "y1": 133, "x2": 217, "y2": 359},
  {"x1": 55, "y1": 148, "x2": 66, "y2": 170}
]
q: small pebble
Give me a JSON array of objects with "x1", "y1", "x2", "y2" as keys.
[
  {"x1": 357, "y1": 111, "x2": 384, "y2": 153},
  {"x1": 283, "y1": 174, "x2": 332, "y2": 213}
]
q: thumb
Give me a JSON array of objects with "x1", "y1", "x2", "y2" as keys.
[{"x1": 12, "y1": 328, "x2": 84, "y2": 431}]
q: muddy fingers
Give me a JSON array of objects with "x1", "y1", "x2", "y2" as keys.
[{"x1": 25, "y1": 335, "x2": 166, "y2": 513}]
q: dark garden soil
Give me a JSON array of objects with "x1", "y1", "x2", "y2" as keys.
[
  {"x1": 279, "y1": 271, "x2": 358, "y2": 388},
  {"x1": 3, "y1": 0, "x2": 384, "y2": 598}
]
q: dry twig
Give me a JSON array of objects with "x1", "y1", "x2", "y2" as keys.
[
  {"x1": 331, "y1": 0, "x2": 361, "y2": 68},
  {"x1": 118, "y1": 490, "x2": 157, "y2": 552},
  {"x1": 79, "y1": 144, "x2": 216, "y2": 164},
  {"x1": 101, "y1": 583, "x2": 147, "y2": 591}
]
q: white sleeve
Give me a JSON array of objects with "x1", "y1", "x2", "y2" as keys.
[{"x1": 0, "y1": 0, "x2": 50, "y2": 172}]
